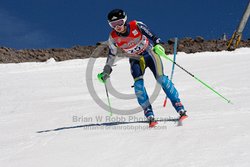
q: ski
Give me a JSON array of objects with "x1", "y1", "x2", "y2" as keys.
[
  {"x1": 177, "y1": 115, "x2": 188, "y2": 126},
  {"x1": 149, "y1": 121, "x2": 158, "y2": 128}
]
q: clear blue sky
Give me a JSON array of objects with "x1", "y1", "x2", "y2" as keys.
[{"x1": 0, "y1": 0, "x2": 249, "y2": 49}]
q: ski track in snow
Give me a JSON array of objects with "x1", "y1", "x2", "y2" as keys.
[{"x1": 0, "y1": 48, "x2": 250, "y2": 167}]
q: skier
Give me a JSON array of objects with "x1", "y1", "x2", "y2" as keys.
[{"x1": 98, "y1": 9, "x2": 187, "y2": 127}]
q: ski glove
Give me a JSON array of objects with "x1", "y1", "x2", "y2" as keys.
[{"x1": 97, "y1": 65, "x2": 112, "y2": 83}]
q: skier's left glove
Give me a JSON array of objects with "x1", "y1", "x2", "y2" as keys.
[
  {"x1": 153, "y1": 44, "x2": 165, "y2": 57},
  {"x1": 97, "y1": 65, "x2": 112, "y2": 84}
]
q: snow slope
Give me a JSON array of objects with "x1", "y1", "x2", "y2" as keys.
[{"x1": 1, "y1": 48, "x2": 250, "y2": 167}]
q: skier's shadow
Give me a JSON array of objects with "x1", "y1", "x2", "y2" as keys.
[{"x1": 36, "y1": 118, "x2": 178, "y2": 133}]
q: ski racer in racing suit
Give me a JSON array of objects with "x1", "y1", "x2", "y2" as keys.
[{"x1": 98, "y1": 9, "x2": 187, "y2": 126}]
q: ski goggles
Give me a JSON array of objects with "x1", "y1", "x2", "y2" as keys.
[{"x1": 108, "y1": 18, "x2": 126, "y2": 28}]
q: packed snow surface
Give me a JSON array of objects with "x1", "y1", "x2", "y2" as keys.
[{"x1": 1, "y1": 48, "x2": 250, "y2": 167}]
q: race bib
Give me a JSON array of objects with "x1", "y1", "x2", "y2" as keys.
[{"x1": 124, "y1": 35, "x2": 149, "y2": 55}]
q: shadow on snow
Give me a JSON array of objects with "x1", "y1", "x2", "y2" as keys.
[{"x1": 36, "y1": 117, "x2": 179, "y2": 133}]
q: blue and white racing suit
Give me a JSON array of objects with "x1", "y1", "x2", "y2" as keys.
[{"x1": 105, "y1": 20, "x2": 185, "y2": 118}]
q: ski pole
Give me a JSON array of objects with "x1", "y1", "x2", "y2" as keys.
[
  {"x1": 98, "y1": 73, "x2": 113, "y2": 116},
  {"x1": 104, "y1": 82, "x2": 113, "y2": 116},
  {"x1": 154, "y1": 44, "x2": 232, "y2": 104},
  {"x1": 163, "y1": 37, "x2": 178, "y2": 107}
]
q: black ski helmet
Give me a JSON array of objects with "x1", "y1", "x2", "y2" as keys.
[{"x1": 107, "y1": 9, "x2": 127, "y2": 22}]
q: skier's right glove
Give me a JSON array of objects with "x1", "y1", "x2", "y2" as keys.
[
  {"x1": 97, "y1": 65, "x2": 112, "y2": 84},
  {"x1": 97, "y1": 72, "x2": 109, "y2": 83}
]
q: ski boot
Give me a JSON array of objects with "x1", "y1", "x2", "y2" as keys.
[{"x1": 178, "y1": 109, "x2": 188, "y2": 122}]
